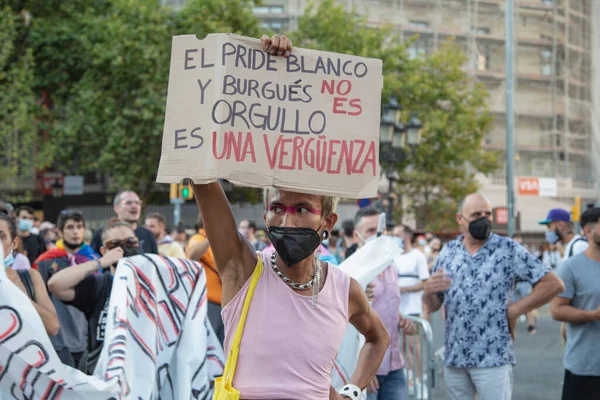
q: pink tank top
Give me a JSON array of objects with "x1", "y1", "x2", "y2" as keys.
[{"x1": 222, "y1": 252, "x2": 350, "y2": 399}]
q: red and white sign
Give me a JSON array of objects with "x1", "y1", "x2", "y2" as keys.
[
  {"x1": 41, "y1": 172, "x2": 64, "y2": 196},
  {"x1": 518, "y1": 177, "x2": 540, "y2": 195},
  {"x1": 517, "y1": 177, "x2": 557, "y2": 197},
  {"x1": 495, "y1": 208, "x2": 509, "y2": 225}
]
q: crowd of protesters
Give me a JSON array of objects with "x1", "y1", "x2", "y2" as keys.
[{"x1": 2, "y1": 186, "x2": 599, "y2": 400}]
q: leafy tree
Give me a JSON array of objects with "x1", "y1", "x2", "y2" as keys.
[
  {"x1": 6, "y1": 0, "x2": 261, "y2": 202},
  {"x1": 292, "y1": 0, "x2": 499, "y2": 231},
  {"x1": 0, "y1": 6, "x2": 36, "y2": 201}
]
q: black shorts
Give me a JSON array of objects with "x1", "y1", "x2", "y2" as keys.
[{"x1": 562, "y1": 369, "x2": 600, "y2": 400}]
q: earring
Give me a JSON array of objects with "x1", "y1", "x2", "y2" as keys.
[{"x1": 322, "y1": 230, "x2": 329, "y2": 240}]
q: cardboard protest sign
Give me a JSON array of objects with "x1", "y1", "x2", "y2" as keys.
[{"x1": 157, "y1": 33, "x2": 383, "y2": 198}]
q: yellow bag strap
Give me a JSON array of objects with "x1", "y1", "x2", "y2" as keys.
[{"x1": 221, "y1": 256, "x2": 264, "y2": 385}]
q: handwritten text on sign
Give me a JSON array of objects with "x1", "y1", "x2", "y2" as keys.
[{"x1": 156, "y1": 34, "x2": 383, "y2": 198}]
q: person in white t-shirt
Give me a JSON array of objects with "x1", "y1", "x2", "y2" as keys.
[
  {"x1": 540, "y1": 208, "x2": 588, "y2": 261},
  {"x1": 540, "y1": 208, "x2": 589, "y2": 346},
  {"x1": 392, "y1": 224, "x2": 430, "y2": 398}
]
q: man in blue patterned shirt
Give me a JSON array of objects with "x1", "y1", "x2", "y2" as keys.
[{"x1": 424, "y1": 193, "x2": 564, "y2": 400}]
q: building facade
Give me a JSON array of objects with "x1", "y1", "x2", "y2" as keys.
[{"x1": 255, "y1": 0, "x2": 600, "y2": 231}]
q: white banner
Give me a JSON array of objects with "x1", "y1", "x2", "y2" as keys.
[
  {"x1": 331, "y1": 236, "x2": 403, "y2": 389},
  {"x1": 0, "y1": 253, "x2": 224, "y2": 400}
]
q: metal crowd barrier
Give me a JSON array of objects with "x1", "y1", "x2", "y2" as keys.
[{"x1": 400, "y1": 316, "x2": 436, "y2": 400}]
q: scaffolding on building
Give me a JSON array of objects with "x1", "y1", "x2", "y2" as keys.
[
  {"x1": 269, "y1": 0, "x2": 597, "y2": 199},
  {"x1": 349, "y1": 0, "x2": 595, "y2": 197}
]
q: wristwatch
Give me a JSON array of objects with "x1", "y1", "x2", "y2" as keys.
[
  {"x1": 339, "y1": 384, "x2": 362, "y2": 400},
  {"x1": 94, "y1": 259, "x2": 103, "y2": 270}
]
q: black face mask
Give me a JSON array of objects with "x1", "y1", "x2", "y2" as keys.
[
  {"x1": 107, "y1": 245, "x2": 140, "y2": 272},
  {"x1": 468, "y1": 217, "x2": 492, "y2": 241},
  {"x1": 121, "y1": 244, "x2": 140, "y2": 258},
  {"x1": 267, "y1": 226, "x2": 322, "y2": 267}
]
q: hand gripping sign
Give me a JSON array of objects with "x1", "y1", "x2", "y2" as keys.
[{"x1": 156, "y1": 33, "x2": 383, "y2": 198}]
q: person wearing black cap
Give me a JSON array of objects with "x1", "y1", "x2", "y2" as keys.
[{"x1": 540, "y1": 208, "x2": 588, "y2": 260}]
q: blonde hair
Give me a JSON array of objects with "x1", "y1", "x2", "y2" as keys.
[{"x1": 263, "y1": 188, "x2": 339, "y2": 218}]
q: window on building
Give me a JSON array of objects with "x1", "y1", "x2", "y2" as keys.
[
  {"x1": 408, "y1": 38, "x2": 429, "y2": 59},
  {"x1": 408, "y1": 20, "x2": 429, "y2": 28},
  {"x1": 261, "y1": 20, "x2": 284, "y2": 31},
  {"x1": 540, "y1": 49, "x2": 553, "y2": 76},
  {"x1": 532, "y1": 159, "x2": 553, "y2": 176},
  {"x1": 254, "y1": 5, "x2": 284, "y2": 14},
  {"x1": 473, "y1": 45, "x2": 491, "y2": 71},
  {"x1": 471, "y1": 26, "x2": 490, "y2": 35}
]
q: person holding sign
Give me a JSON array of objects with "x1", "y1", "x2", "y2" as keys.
[{"x1": 191, "y1": 34, "x2": 388, "y2": 400}]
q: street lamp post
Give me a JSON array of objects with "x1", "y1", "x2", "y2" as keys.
[{"x1": 379, "y1": 99, "x2": 423, "y2": 225}]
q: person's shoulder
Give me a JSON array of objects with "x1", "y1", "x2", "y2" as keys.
[
  {"x1": 572, "y1": 237, "x2": 589, "y2": 251},
  {"x1": 413, "y1": 248, "x2": 428, "y2": 261},
  {"x1": 441, "y1": 237, "x2": 461, "y2": 251},
  {"x1": 563, "y1": 251, "x2": 590, "y2": 266},
  {"x1": 557, "y1": 252, "x2": 589, "y2": 274},
  {"x1": 493, "y1": 233, "x2": 514, "y2": 246},
  {"x1": 136, "y1": 226, "x2": 153, "y2": 237}
]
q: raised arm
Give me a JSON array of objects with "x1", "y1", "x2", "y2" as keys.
[
  {"x1": 48, "y1": 247, "x2": 123, "y2": 301},
  {"x1": 192, "y1": 182, "x2": 257, "y2": 305}
]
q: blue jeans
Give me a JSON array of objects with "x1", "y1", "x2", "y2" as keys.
[{"x1": 366, "y1": 369, "x2": 408, "y2": 400}]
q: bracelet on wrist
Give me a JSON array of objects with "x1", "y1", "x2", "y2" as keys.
[{"x1": 339, "y1": 384, "x2": 362, "y2": 400}]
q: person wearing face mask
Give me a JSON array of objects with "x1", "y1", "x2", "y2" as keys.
[
  {"x1": 194, "y1": 178, "x2": 390, "y2": 399},
  {"x1": 90, "y1": 190, "x2": 158, "y2": 255},
  {"x1": 539, "y1": 208, "x2": 589, "y2": 348},
  {"x1": 191, "y1": 42, "x2": 390, "y2": 394},
  {"x1": 540, "y1": 208, "x2": 588, "y2": 260},
  {"x1": 1, "y1": 213, "x2": 60, "y2": 336},
  {"x1": 415, "y1": 235, "x2": 429, "y2": 257},
  {"x1": 551, "y1": 207, "x2": 600, "y2": 400},
  {"x1": 351, "y1": 210, "x2": 416, "y2": 400},
  {"x1": 423, "y1": 193, "x2": 564, "y2": 400},
  {"x1": 15, "y1": 206, "x2": 47, "y2": 265},
  {"x1": 48, "y1": 220, "x2": 139, "y2": 374},
  {"x1": 33, "y1": 210, "x2": 100, "y2": 369}
]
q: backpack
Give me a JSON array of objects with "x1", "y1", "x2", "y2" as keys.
[
  {"x1": 568, "y1": 237, "x2": 588, "y2": 258},
  {"x1": 17, "y1": 269, "x2": 36, "y2": 301}
]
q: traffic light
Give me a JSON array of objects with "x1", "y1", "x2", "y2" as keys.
[
  {"x1": 572, "y1": 196, "x2": 581, "y2": 223},
  {"x1": 169, "y1": 180, "x2": 194, "y2": 201},
  {"x1": 181, "y1": 178, "x2": 194, "y2": 200}
]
